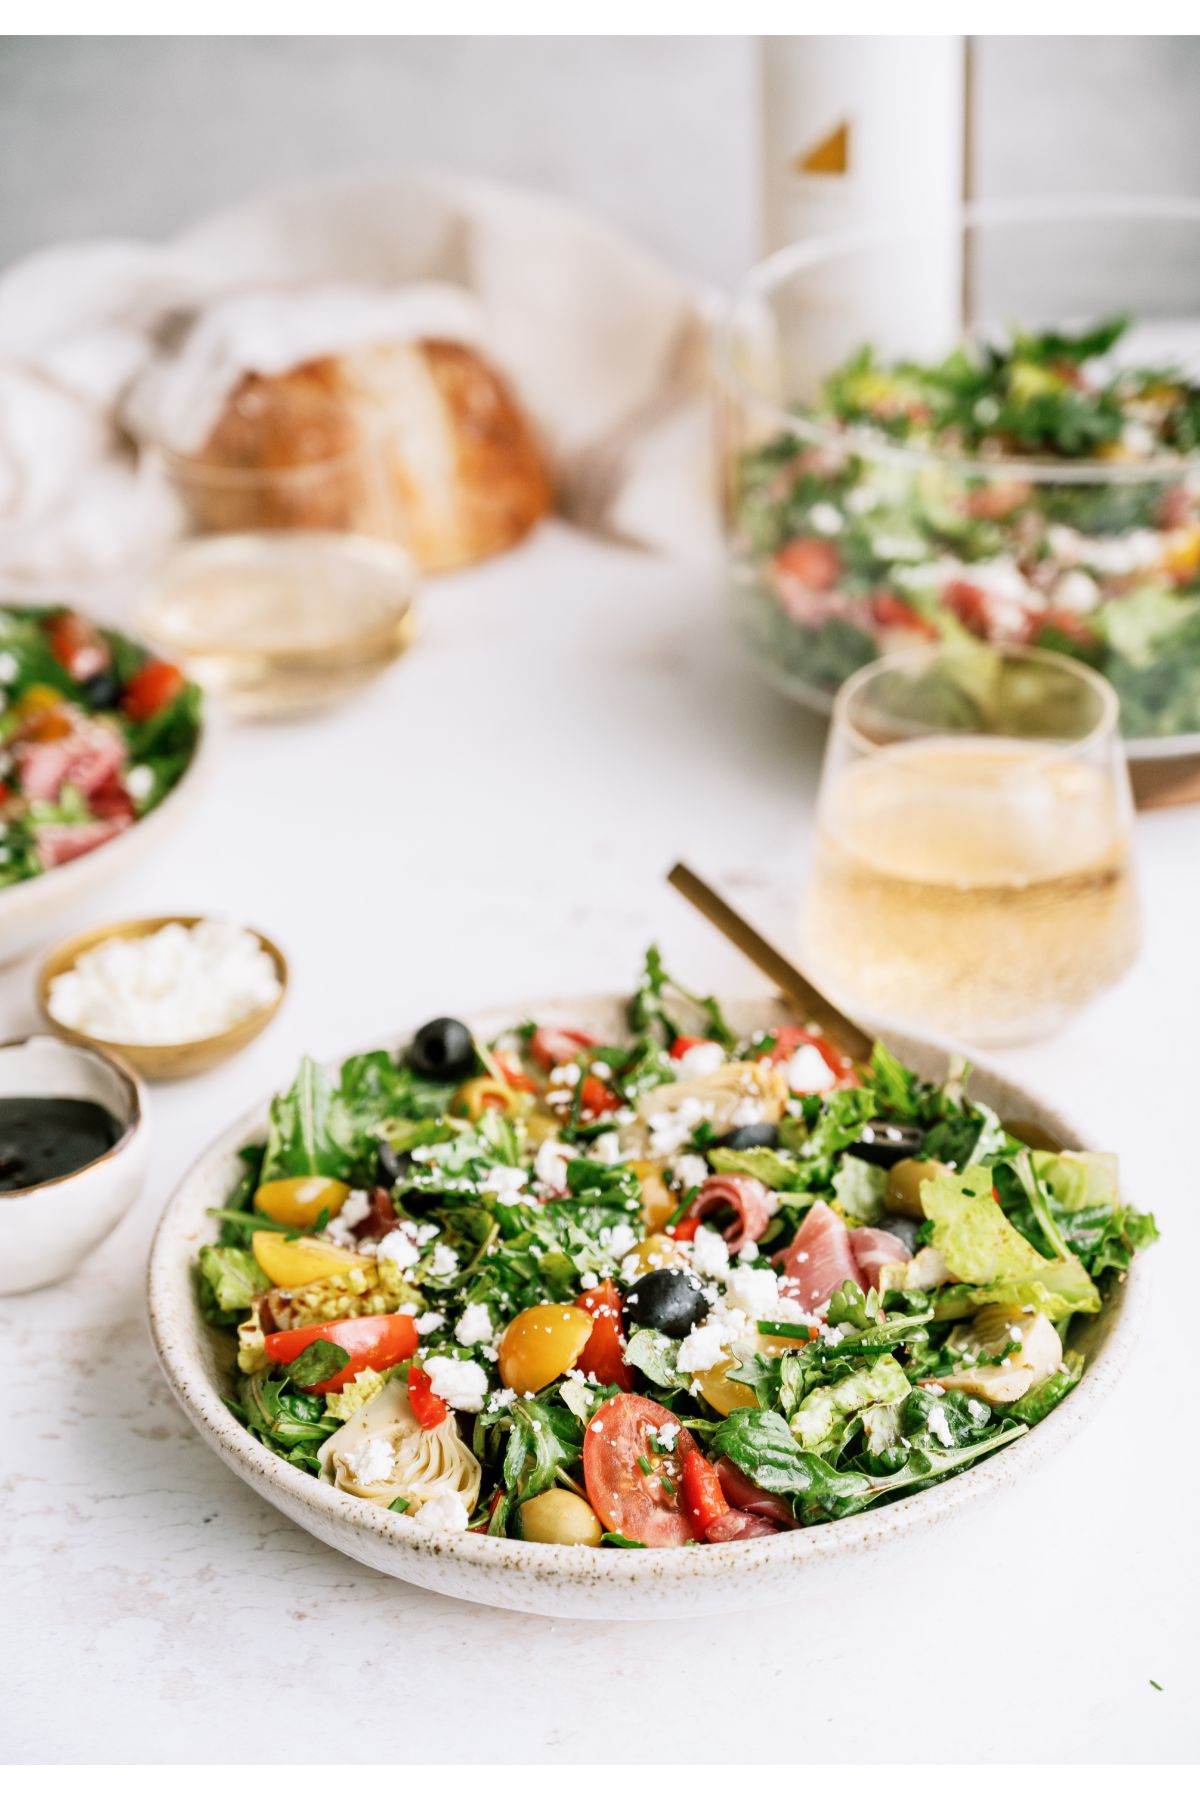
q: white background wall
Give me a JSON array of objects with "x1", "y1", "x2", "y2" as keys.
[{"x1": 1, "y1": 35, "x2": 1198, "y2": 287}]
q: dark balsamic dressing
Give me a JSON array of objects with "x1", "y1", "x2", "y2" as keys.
[{"x1": 0, "y1": 1097, "x2": 122, "y2": 1192}]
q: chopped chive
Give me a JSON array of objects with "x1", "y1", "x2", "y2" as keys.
[
  {"x1": 757, "y1": 1318, "x2": 814, "y2": 1339},
  {"x1": 1150, "y1": 1679, "x2": 1163, "y2": 1691},
  {"x1": 388, "y1": 1498, "x2": 410, "y2": 1514},
  {"x1": 636, "y1": 1455, "x2": 653, "y2": 1476},
  {"x1": 659, "y1": 1473, "x2": 676, "y2": 1496}
]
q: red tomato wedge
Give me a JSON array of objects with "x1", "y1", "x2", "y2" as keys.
[
  {"x1": 408, "y1": 1364, "x2": 448, "y2": 1430},
  {"x1": 48, "y1": 611, "x2": 110, "y2": 681},
  {"x1": 583, "y1": 1395, "x2": 698, "y2": 1546},
  {"x1": 775, "y1": 537, "x2": 840, "y2": 590},
  {"x1": 574, "y1": 1280, "x2": 633, "y2": 1391},
  {"x1": 122, "y1": 659, "x2": 185, "y2": 722},
  {"x1": 579, "y1": 1074, "x2": 620, "y2": 1116},
  {"x1": 264, "y1": 1312, "x2": 419, "y2": 1394},
  {"x1": 495, "y1": 1057, "x2": 537, "y2": 1093},
  {"x1": 680, "y1": 1449, "x2": 730, "y2": 1539},
  {"x1": 758, "y1": 1025, "x2": 856, "y2": 1088},
  {"x1": 529, "y1": 1027, "x2": 595, "y2": 1072}
]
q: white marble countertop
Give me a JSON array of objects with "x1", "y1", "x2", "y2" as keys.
[{"x1": 2, "y1": 524, "x2": 1194, "y2": 1763}]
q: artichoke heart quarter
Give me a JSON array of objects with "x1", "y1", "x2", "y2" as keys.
[{"x1": 319, "y1": 1378, "x2": 482, "y2": 1515}]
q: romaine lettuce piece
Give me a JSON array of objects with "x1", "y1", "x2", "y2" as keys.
[{"x1": 921, "y1": 1163, "x2": 1099, "y2": 1320}]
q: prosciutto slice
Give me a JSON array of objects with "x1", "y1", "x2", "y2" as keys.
[
  {"x1": 848, "y1": 1226, "x2": 912, "y2": 1293},
  {"x1": 34, "y1": 817, "x2": 128, "y2": 868},
  {"x1": 684, "y1": 1174, "x2": 773, "y2": 1253},
  {"x1": 705, "y1": 1508, "x2": 781, "y2": 1543},
  {"x1": 715, "y1": 1456, "x2": 795, "y2": 1525},
  {"x1": 15, "y1": 717, "x2": 126, "y2": 803},
  {"x1": 776, "y1": 1198, "x2": 862, "y2": 1311}
]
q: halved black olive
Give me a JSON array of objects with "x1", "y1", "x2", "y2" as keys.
[
  {"x1": 848, "y1": 1120, "x2": 925, "y2": 1168},
  {"x1": 407, "y1": 1016, "x2": 476, "y2": 1083},
  {"x1": 710, "y1": 1122, "x2": 779, "y2": 1152},
  {"x1": 81, "y1": 671, "x2": 122, "y2": 710},
  {"x1": 622, "y1": 1268, "x2": 710, "y2": 1339}
]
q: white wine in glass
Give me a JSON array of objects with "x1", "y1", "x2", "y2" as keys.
[{"x1": 803, "y1": 648, "x2": 1139, "y2": 1046}]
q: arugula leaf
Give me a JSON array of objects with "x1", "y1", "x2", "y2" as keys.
[
  {"x1": 284, "y1": 1339, "x2": 351, "y2": 1388},
  {"x1": 1006, "y1": 1351, "x2": 1084, "y2": 1425},
  {"x1": 502, "y1": 1399, "x2": 583, "y2": 1502},
  {"x1": 233, "y1": 1369, "x2": 341, "y2": 1471},
  {"x1": 196, "y1": 1245, "x2": 269, "y2": 1323},
  {"x1": 260, "y1": 1056, "x2": 351, "y2": 1183},
  {"x1": 626, "y1": 944, "x2": 736, "y2": 1049}
]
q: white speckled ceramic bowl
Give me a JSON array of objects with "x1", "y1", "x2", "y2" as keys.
[{"x1": 148, "y1": 995, "x2": 1146, "y2": 1618}]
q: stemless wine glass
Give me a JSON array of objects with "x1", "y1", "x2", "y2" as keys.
[{"x1": 802, "y1": 643, "x2": 1140, "y2": 1046}]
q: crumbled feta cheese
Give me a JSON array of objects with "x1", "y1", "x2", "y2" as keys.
[
  {"x1": 340, "y1": 1435, "x2": 395, "y2": 1486},
  {"x1": 723, "y1": 1264, "x2": 780, "y2": 1318},
  {"x1": 125, "y1": 764, "x2": 155, "y2": 803},
  {"x1": 785, "y1": 1043, "x2": 836, "y2": 1094},
  {"x1": 671, "y1": 1152, "x2": 710, "y2": 1194},
  {"x1": 673, "y1": 1041, "x2": 725, "y2": 1077},
  {"x1": 589, "y1": 1132, "x2": 624, "y2": 1165},
  {"x1": 415, "y1": 1311, "x2": 445, "y2": 1336},
  {"x1": 599, "y1": 1222, "x2": 638, "y2": 1259},
  {"x1": 927, "y1": 1403, "x2": 955, "y2": 1449},
  {"x1": 738, "y1": 1241, "x2": 759, "y2": 1263},
  {"x1": 429, "y1": 1243, "x2": 459, "y2": 1278},
  {"x1": 678, "y1": 1321, "x2": 732, "y2": 1373},
  {"x1": 691, "y1": 1225, "x2": 730, "y2": 1280},
  {"x1": 424, "y1": 1356, "x2": 489, "y2": 1413},
  {"x1": 591, "y1": 1061, "x2": 612, "y2": 1080},
  {"x1": 647, "y1": 1096, "x2": 710, "y2": 1158},
  {"x1": 376, "y1": 1226, "x2": 421, "y2": 1270},
  {"x1": 534, "y1": 1139, "x2": 573, "y2": 1191},
  {"x1": 652, "y1": 1421, "x2": 681, "y2": 1453},
  {"x1": 578, "y1": 1270, "x2": 599, "y2": 1289},
  {"x1": 0, "y1": 651, "x2": 18, "y2": 685},
  {"x1": 414, "y1": 1493, "x2": 470, "y2": 1532},
  {"x1": 728, "y1": 1097, "x2": 765, "y2": 1127},
  {"x1": 480, "y1": 1164, "x2": 526, "y2": 1197},
  {"x1": 324, "y1": 1187, "x2": 373, "y2": 1247},
  {"x1": 1052, "y1": 569, "x2": 1101, "y2": 615},
  {"x1": 455, "y1": 1303, "x2": 495, "y2": 1348},
  {"x1": 550, "y1": 1062, "x2": 581, "y2": 1087},
  {"x1": 809, "y1": 501, "x2": 843, "y2": 535},
  {"x1": 45, "y1": 919, "x2": 282, "y2": 1046},
  {"x1": 966, "y1": 1398, "x2": 989, "y2": 1423}
]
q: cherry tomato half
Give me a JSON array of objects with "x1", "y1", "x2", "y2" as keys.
[
  {"x1": 579, "y1": 1074, "x2": 620, "y2": 1116},
  {"x1": 574, "y1": 1280, "x2": 632, "y2": 1391},
  {"x1": 758, "y1": 1025, "x2": 855, "y2": 1088},
  {"x1": 680, "y1": 1449, "x2": 729, "y2": 1539},
  {"x1": 48, "y1": 610, "x2": 110, "y2": 682},
  {"x1": 408, "y1": 1364, "x2": 448, "y2": 1430},
  {"x1": 529, "y1": 1027, "x2": 595, "y2": 1072},
  {"x1": 122, "y1": 659, "x2": 185, "y2": 723},
  {"x1": 582, "y1": 1395, "x2": 698, "y2": 1547},
  {"x1": 264, "y1": 1312, "x2": 418, "y2": 1394},
  {"x1": 775, "y1": 537, "x2": 841, "y2": 590}
]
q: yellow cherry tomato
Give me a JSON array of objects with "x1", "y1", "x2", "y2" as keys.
[
  {"x1": 498, "y1": 1303, "x2": 593, "y2": 1394},
  {"x1": 453, "y1": 1075, "x2": 531, "y2": 1120},
  {"x1": 13, "y1": 682, "x2": 67, "y2": 720},
  {"x1": 519, "y1": 1489, "x2": 603, "y2": 1547},
  {"x1": 623, "y1": 1234, "x2": 687, "y2": 1276},
  {"x1": 251, "y1": 1230, "x2": 368, "y2": 1289},
  {"x1": 886, "y1": 1157, "x2": 951, "y2": 1219},
  {"x1": 634, "y1": 1160, "x2": 675, "y2": 1232},
  {"x1": 254, "y1": 1176, "x2": 351, "y2": 1229},
  {"x1": 694, "y1": 1330, "x2": 803, "y2": 1417}
]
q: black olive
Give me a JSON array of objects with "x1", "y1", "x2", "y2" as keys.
[
  {"x1": 375, "y1": 1141, "x2": 408, "y2": 1189},
  {"x1": 622, "y1": 1268, "x2": 710, "y2": 1340},
  {"x1": 710, "y1": 1122, "x2": 780, "y2": 1152},
  {"x1": 848, "y1": 1120, "x2": 925, "y2": 1168},
  {"x1": 407, "y1": 1016, "x2": 476, "y2": 1083},
  {"x1": 81, "y1": 671, "x2": 122, "y2": 710}
]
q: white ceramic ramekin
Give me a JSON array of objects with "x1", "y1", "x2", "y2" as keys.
[{"x1": 0, "y1": 1034, "x2": 150, "y2": 1294}]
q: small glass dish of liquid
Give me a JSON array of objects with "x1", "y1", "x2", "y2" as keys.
[
  {"x1": 137, "y1": 414, "x2": 417, "y2": 720},
  {"x1": 0, "y1": 1035, "x2": 150, "y2": 1294},
  {"x1": 802, "y1": 644, "x2": 1140, "y2": 1046}
]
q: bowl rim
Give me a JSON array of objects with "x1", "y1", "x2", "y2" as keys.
[
  {"x1": 716, "y1": 192, "x2": 1200, "y2": 486},
  {"x1": 0, "y1": 1030, "x2": 145, "y2": 1199},
  {"x1": 0, "y1": 689, "x2": 216, "y2": 917},
  {"x1": 147, "y1": 991, "x2": 1148, "y2": 1596},
  {"x1": 36, "y1": 914, "x2": 289, "y2": 1061}
]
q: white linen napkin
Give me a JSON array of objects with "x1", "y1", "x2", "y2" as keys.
[{"x1": 0, "y1": 174, "x2": 720, "y2": 611}]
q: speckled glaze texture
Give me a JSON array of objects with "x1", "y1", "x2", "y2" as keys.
[{"x1": 147, "y1": 995, "x2": 1146, "y2": 1620}]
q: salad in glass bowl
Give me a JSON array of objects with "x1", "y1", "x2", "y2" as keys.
[
  {"x1": 195, "y1": 950, "x2": 1156, "y2": 1549},
  {"x1": 0, "y1": 606, "x2": 201, "y2": 886}
]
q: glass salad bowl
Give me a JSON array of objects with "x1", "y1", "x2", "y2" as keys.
[{"x1": 716, "y1": 198, "x2": 1200, "y2": 756}]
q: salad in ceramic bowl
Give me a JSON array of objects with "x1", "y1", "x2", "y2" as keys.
[
  {"x1": 0, "y1": 605, "x2": 202, "y2": 885},
  {"x1": 186, "y1": 951, "x2": 1156, "y2": 1556}
]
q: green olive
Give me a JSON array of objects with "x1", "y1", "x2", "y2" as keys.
[
  {"x1": 519, "y1": 1488, "x2": 603, "y2": 1547},
  {"x1": 886, "y1": 1157, "x2": 951, "y2": 1219}
]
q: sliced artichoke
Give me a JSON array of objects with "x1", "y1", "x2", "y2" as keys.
[
  {"x1": 319, "y1": 1377, "x2": 482, "y2": 1516},
  {"x1": 938, "y1": 1305, "x2": 1062, "y2": 1405}
]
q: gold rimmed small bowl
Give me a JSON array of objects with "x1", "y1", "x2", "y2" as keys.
[{"x1": 37, "y1": 915, "x2": 289, "y2": 1081}]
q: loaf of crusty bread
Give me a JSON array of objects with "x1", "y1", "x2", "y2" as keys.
[{"x1": 187, "y1": 340, "x2": 552, "y2": 572}]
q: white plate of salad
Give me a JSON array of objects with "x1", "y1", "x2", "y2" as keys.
[
  {"x1": 150, "y1": 951, "x2": 1155, "y2": 1618},
  {"x1": 0, "y1": 605, "x2": 210, "y2": 960}
]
